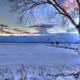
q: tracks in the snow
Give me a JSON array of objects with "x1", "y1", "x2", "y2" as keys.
[{"x1": 46, "y1": 43, "x2": 80, "y2": 54}]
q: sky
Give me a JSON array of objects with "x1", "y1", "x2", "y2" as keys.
[
  {"x1": 0, "y1": 3, "x2": 61, "y2": 27},
  {"x1": 0, "y1": 5, "x2": 21, "y2": 28},
  {"x1": 0, "y1": 0, "x2": 79, "y2": 33}
]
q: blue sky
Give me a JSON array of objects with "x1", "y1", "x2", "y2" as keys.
[
  {"x1": 0, "y1": 0, "x2": 78, "y2": 33},
  {"x1": 0, "y1": 1, "x2": 64, "y2": 27}
]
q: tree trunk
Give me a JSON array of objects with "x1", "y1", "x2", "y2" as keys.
[{"x1": 76, "y1": 25, "x2": 80, "y2": 33}]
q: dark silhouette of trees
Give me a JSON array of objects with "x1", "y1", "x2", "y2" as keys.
[{"x1": 2, "y1": 0, "x2": 80, "y2": 32}]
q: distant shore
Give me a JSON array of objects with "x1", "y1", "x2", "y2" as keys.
[{"x1": 0, "y1": 33, "x2": 79, "y2": 43}]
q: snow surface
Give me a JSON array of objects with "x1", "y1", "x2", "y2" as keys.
[
  {"x1": 0, "y1": 43, "x2": 80, "y2": 65},
  {"x1": 0, "y1": 43, "x2": 80, "y2": 80}
]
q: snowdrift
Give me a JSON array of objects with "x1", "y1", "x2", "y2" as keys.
[{"x1": 0, "y1": 43, "x2": 80, "y2": 65}]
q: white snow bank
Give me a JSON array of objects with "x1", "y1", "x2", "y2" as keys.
[
  {"x1": 56, "y1": 76, "x2": 75, "y2": 80},
  {"x1": 0, "y1": 43, "x2": 80, "y2": 66}
]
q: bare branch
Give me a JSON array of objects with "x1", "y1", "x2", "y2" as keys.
[
  {"x1": 3, "y1": 0, "x2": 80, "y2": 32},
  {"x1": 48, "y1": 0, "x2": 77, "y2": 27}
]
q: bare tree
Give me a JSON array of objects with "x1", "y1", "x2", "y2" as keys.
[{"x1": 3, "y1": 0, "x2": 80, "y2": 32}]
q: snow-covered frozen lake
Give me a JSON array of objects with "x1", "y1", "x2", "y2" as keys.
[
  {"x1": 0, "y1": 43, "x2": 80, "y2": 80},
  {"x1": 0, "y1": 43, "x2": 80, "y2": 65}
]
